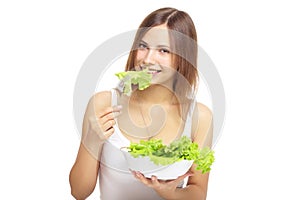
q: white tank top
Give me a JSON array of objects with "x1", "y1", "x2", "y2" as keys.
[{"x1": 99, "y1": 89, "x2": 195, "y2": 200}]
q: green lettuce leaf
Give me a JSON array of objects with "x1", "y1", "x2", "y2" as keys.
[
  {"x1": 127, "y1": 136, "x2": 215, "y2": 174},
  {"x1": 115, "y1": 70, "x2": 152, "y2": 96}
]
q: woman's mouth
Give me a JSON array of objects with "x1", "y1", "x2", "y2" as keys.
[
  {"x1": 138, "y1": 64, "x2": 162, "y2": 75},
  {"x1": 147, "y1": 68, "x2": 162, "y2": 75}
]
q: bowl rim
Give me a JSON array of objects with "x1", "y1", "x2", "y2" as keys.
[{"x1": 120, "y1": 147, "x2": 194, "y2": 174}]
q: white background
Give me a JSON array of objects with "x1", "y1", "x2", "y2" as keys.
[{"x1": 1, "y1": 0, "x2": 299, "y2": 199}]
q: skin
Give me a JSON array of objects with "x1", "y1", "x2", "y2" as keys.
[
  {"x1": 69, "y1": 24, "x2": 213, "y2": 200},
  {"x1": 135, "y1": 25, "x2": 176, "y2": 88}
]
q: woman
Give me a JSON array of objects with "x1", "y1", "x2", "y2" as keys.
[{"x1": 69, "y1": 7, "x2": 213, "y2": 200}]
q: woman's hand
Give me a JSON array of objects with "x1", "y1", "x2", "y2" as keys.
[
  {"x1": 82, "y1": 103, "x2": 122, "y2": 159},
  {"x1": 87, "y1": 105, "x2": 122, "y2": 140},
  {"x1": 132, "y1": 170, "x2": 193, "y2": 199}
]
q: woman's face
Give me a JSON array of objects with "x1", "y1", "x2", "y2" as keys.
[{"x1": 135, "y1": 24, "x2": 176, "y2": 85}]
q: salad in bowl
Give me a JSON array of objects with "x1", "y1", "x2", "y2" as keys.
[{"x1": 121, "y1": 136, "x2": 215, "y2": 180}]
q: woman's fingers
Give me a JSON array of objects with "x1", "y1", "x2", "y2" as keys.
[
  {"x1": 151, "y1": 176, "x2": 161, "y2": 187},
  {"x1": 101, "y1": 119, "x2": 116, "y2": 132},
  {"x1": 132, "y1": 172, "x2": 163, "y2": 188},
  {"x1": 132, "y1": 170, "x2": 194, "y2": 192},
  {"x1": 102, "y1": 126, "x2": 115, "y2": 139},
  {"x1": 93, "y1": 105, "x2": 122, "y2": 138},
  {"x1": 134, "y1": 172, "x2": 152, "y2": 186},
  {"x1": 98, "y1": 105, "x2": 122, "y2": 119},
  {"x1": 99, "y1": 112, "x2": 118, "y2": 124},
  {"x1": 87, "y1": 105, "x2": 122, "y2": 139}
]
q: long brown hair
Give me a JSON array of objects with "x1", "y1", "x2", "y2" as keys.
[{"x1": 125, "y1": 7, "x2": 198, "y2": 97}]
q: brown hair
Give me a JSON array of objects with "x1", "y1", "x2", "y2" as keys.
[{"x1": 125, "y1": 8, "x2": 198, "y2": 96}]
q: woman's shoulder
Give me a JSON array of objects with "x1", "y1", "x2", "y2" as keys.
[
  {"x1": 93, "y1": 90, "x2": 112, "y2": 100},
  {"x1": 195, "y1": 102, "x2": 212, "y2": 120},
  {"x1": 191, "y1": 102, "x2": 213, "y2": 144},
  {"x1": 87, "y1": 90, "x2": 112, "y2": 111}
]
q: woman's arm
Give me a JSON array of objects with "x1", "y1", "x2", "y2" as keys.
[
  {"x1": 69, "y1": 144, "x2": 100, "y2": 199},
  {"x1": 180, "y1": 102, "x2": 213, "y2": 200},
  {"x1": 69, "y1": 91, "x2": 120, "y2": 199}
]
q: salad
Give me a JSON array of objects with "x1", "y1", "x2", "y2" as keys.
[
  {"x1": 126, "y1": 136, "x2": 215, "y2": 174},
  {"x1": 115, "y1": 70, "x2": 152, "y2": 96}
]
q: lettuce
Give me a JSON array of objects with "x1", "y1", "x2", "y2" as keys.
[
  {"x1": 115, "y1": 70, "x2": 152, "y2": 96},
  {"x1": 127, "y1": 136, "x2": 215, "y2": 174}
]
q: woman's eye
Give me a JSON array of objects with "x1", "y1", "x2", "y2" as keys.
[
  {"x1": 159, "y1": 48, "x2": 170, "y2": 54},
  {"x1": 138, "y1": 43, "x2": 148, "y2": 49}
]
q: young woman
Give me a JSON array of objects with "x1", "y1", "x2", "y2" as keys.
[{"x1": 69, "y1": 7, "x2": 213, "y2": 200}]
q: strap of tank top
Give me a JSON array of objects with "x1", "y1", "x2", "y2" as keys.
[
  {"x1": 181, "y1": 100, "x2": 196, "y2": 138},
  {"x1": 111, "y1": 88, "x2": 118, "y2": 107}
]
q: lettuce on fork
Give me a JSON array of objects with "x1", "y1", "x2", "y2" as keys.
[
  {"x1": 115, "y1": 70, "x2": 152, "y2": 96},
  {"x1": 127, "y1": 136, "x2": 215, "y2": 174}
]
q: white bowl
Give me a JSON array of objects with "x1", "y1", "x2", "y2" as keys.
[{"x1": 121, "y1": 148, "x2": 194, "y2": 180}]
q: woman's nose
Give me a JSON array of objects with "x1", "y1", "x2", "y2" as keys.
[{"x1": 143, "y1": 49, "x2": 156, "y2": 65}]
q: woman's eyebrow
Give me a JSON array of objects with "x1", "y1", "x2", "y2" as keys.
[
  {"x1": 140, "y1": 40, "x2": 170, "y2": 49},
  {"x1": 157, "y1": 44, "x2": 170, "y2": 49},
  {"x1": 140, "y1": 40, "x2": 148, "y2": 45}
]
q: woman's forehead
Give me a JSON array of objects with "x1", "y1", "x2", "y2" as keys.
[{"x1": 141, "y1": 25, "x2": 170, "y2": 47}]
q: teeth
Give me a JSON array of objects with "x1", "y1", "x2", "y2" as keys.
[
  {"x1": 140, "y1": 64, "x2": 162, "y2": 72},
  {"x1": 148, "y1": 69, "x2": 161, "y2": 73},
  {"x1": 148, "y1": 69, "x2": 161, "y2": 72}
]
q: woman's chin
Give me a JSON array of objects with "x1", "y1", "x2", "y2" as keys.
[{"x1": 150, "y1": 77, "x2": 175, "y2": 87}]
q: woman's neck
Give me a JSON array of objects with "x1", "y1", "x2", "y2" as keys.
[{"x1": 132, "y1": 84, "x2": 177, "y2": 105}]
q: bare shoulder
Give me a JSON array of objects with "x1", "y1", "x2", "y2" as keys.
[
  {"x1": 191, "y1": 102, "x2": 213, "y2": 147},
  {"x1": 195, "y1": 102, "x2": 213, "y2": 122},
  {"x1": 191, "y1": 102, "x2": 212, "y2": 123},
  {"x1": 93, "y1": 90, "x2": 111, "y2": 104},
  {"x1": 87, "y1": 90, "x2": 112, "y2": 112}
]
